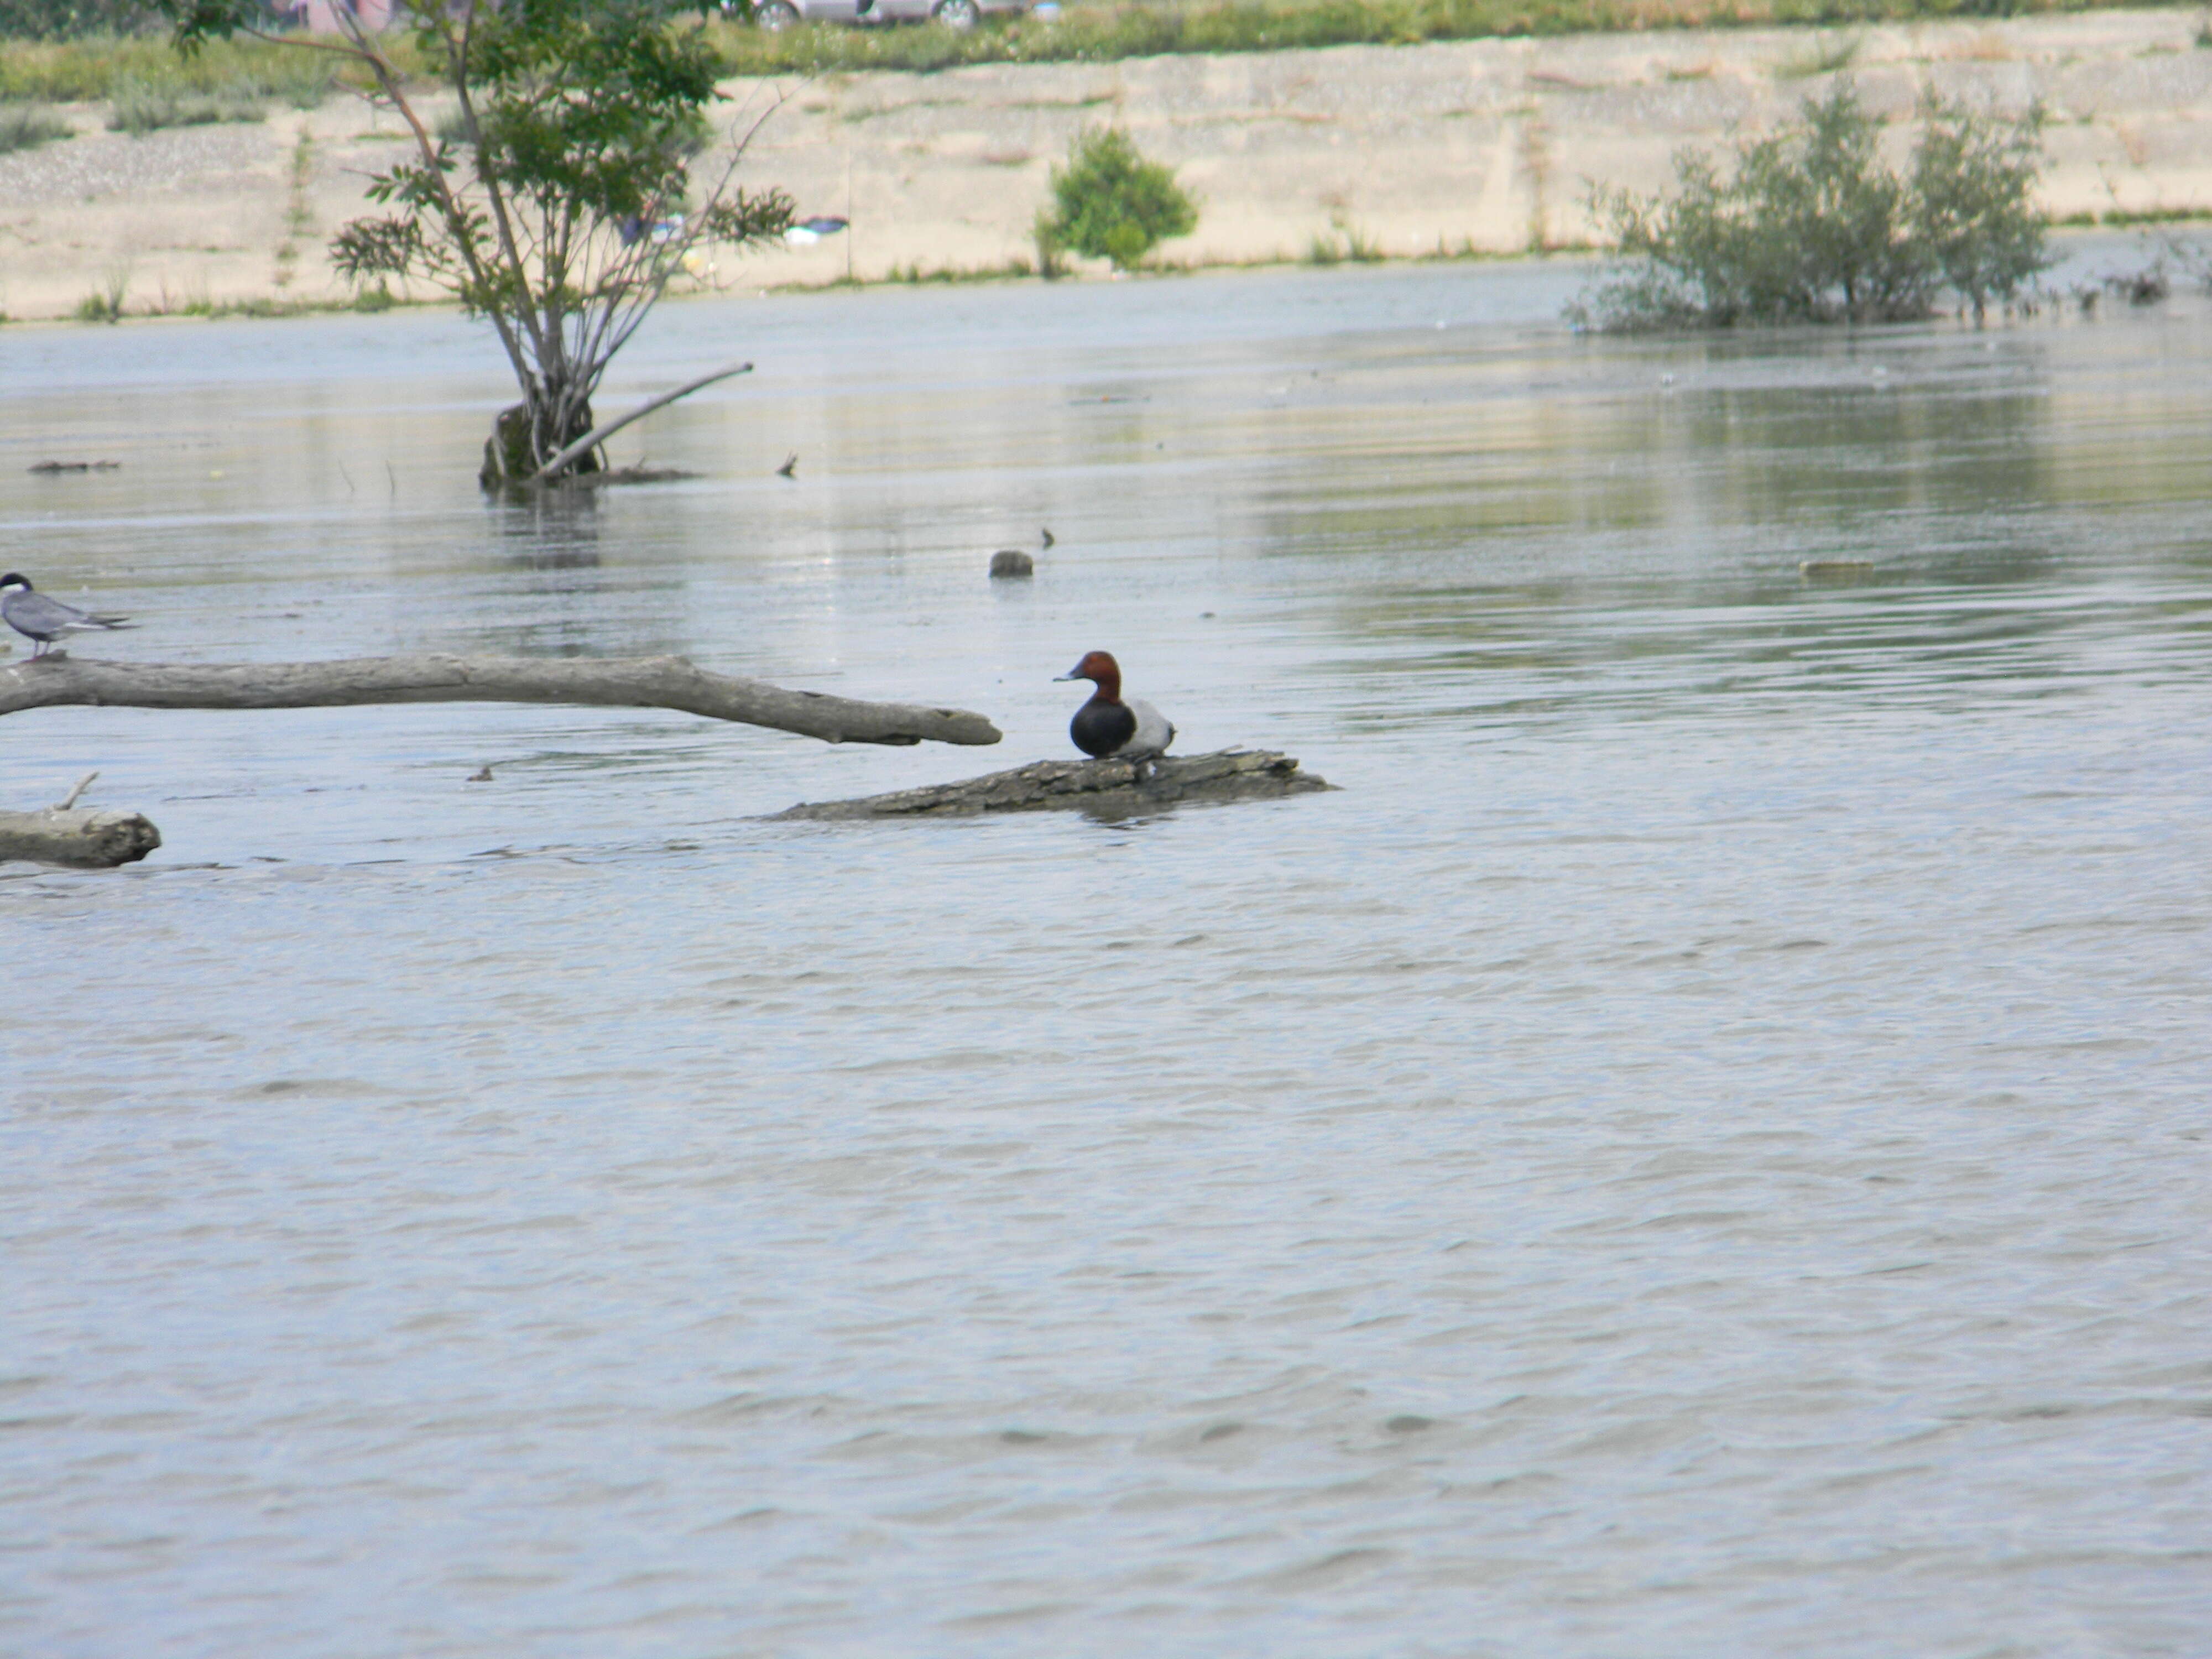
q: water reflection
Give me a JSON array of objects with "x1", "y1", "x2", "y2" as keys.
[{"x1": 493, "y1": 490, "x2": 603, "y2": 572}]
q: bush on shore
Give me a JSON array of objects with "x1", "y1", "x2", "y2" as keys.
[
  {"x1": 1569, "y1": 83, "x2": 2050, "y2": 330},
  {"x1": 1036, "y1": 126, "x2": 1196, "y2": 269}
]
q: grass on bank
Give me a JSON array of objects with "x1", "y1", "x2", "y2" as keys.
[
  {"x1": 0, "y1": 29, "x2": 421, "y2": 103},
  {"x1": 73, "y1": 267, "x2": 128, "y2": 321},
  {"x1": 52, "y1": 279, "x2": 419, "y2": 324},
  {"x1": 700, "y1": 0, "x2": 2191, "y2": 77},
  {"x1": 0, "y1": 97, "x2": 66, "y2": 145},
  {"x1": 105, "y1": 73, "x2": 264, "y2": 131},
  {"x1": 4, "y1": 0, "x2": 2200, "y2": 102}
]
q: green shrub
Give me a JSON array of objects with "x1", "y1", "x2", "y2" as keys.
[
  {"x1": 1910, "y1": 92, "x2": 2049, "y2": 313},
  {"x1": 1037, "y1": 127, "x2": 1196, "y2": 270},
  {"x1": 1571, "y1": 83, "x2": 2049, "y2": 330},
  {"x1": 0, "y1": 101, "x2": 69, "y2": 149}
]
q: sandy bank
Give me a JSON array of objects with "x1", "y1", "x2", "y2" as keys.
[{"x1": 3, "y1": 9, "x2": 2209, "y2": 321}]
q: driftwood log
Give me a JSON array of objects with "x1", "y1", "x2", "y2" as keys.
[
  {"x1": 0, "y1": 807, "x2": 161, "y2": 868},
  {"x1": 771, "y1": 748, "x2": 1333, "y2": 821},
  {"x1": 0, "y1": 654, "x2": 1001, "y2": 747},
  {"x1": 0, "y1": 771, "x2": 161, "y2": 868}
]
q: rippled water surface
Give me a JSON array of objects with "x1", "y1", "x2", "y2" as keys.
[{"x1": 6, "y1": 254, "x2": 2212, "y2": 1658}]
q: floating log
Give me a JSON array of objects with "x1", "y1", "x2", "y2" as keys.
[
  {"x1": 0, "y1": 806, "x2": 161, "y2": 868},
  {"x1": 770, "y1": 747, "x2": 1333, "y2": 821},
  {"x1": 1, "y1": 653, "x2": 1002, "y2": 747}
]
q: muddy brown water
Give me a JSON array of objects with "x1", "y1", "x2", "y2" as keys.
[{"x1": 6, "y1": 248, "x2": 2212, "y2": 1657}]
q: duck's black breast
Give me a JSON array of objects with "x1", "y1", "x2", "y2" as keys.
[{"x1": 1071, "y1": 698, "x2": 1138, "y2": 758}]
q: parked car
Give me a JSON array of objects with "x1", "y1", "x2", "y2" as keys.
[{"x1": 733, "y1": 0, "x2": 1032, "y2": 30}]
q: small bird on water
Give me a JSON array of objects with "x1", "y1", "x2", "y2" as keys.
[
  {"x1": 2, "y1": 572, "x2": 134, "y2": 658},
  {"x1": 1057, "y1": 650, "x2": 1174, "y2": 774}
]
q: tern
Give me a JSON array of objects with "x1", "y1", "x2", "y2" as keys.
[{"x1": 2, "y1": 572, "x2": 134, "y2": 657}]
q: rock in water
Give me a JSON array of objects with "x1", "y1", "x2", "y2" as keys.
[{"x1": 989, "y1": 550, "x2": 1035, "y2": 578}]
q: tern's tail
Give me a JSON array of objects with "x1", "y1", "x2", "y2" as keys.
[{"x1": 87, "y1": 614, "x2": 133, "y2": 629}]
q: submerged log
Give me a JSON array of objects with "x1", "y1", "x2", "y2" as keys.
[
  {"x1": 0, "y1": 806, "x2": 161, "y2": 868},
  {"x1": 770, "y1": 747, "x2": 1333, "y2": 821},
  {"x1": 0, "y1": 654, "x2": 1002, "y2": 747}
]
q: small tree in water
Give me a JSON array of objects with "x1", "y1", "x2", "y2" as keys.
[
  {"x1": 156, "y1": 0, "x2": 795, "y2": 485},
  {"x1": 1036, "y1": 128, "x2": 1197, "y2": 273},
  {"x1": 1572, "y1": 84, "x2": 2048, "y2": 330}
]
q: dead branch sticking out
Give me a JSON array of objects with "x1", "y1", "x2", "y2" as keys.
[
  {"x1": 528, "y1": 362, "x2": 753, "y2": 482},
  {"x1": 770, "y1": 748, "x2": 1333, "y2": 821},
  {"x1": 1, "y1": 654, "x2": 1002, "y2": 747}
]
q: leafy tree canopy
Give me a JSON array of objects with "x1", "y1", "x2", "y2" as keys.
[{"x1": 151, "y1": 0, "x2": 793, "y2": 483}]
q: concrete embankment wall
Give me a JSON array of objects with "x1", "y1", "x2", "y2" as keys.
[
  {"x1": 2, "y1": 9, "x2": 2208, "y2": 320},
  {"x1": 752, "y1": 8, "x2": 2212, "y2": 281}
]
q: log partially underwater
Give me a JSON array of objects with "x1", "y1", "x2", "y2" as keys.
[
  {"x1": 0, "y1": 770, "x2": 160, "y2": 869},
  {"x1": 770, "y1": 748, "x2": 1333, "y2": 821},
  {"x1": 0, "y1": 807, "x2": 161, "y2": 868},
  {"x1": 0, "y1": 654, "x2": 1003, "y2": 747},
  {"x1": 0, "y1": 806, "x2": 160, "y2": 868}
]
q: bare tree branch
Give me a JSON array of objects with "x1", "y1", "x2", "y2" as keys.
[
  {"x1": 3, "y1": 656, "x2": 1001, "y2": 746},
  {"x1": 529, "y1": 362, "x2": 752, "y2": 480}
]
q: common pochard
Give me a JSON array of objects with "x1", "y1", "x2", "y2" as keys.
[{"x1": 1056, "y1": 650, "x2": 1175, "y2": 765}]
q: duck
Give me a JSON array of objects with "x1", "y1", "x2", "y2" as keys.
[
  {"x1": 1056, "y1": 650, "x2": 1174, "y2": 769},
  {"x1": 2, "y1": 572, "x2": 134, "y2": 658}
]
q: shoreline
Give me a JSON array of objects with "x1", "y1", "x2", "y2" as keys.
[
  {"x1": 3, "y1": 8, "x2": 2210, "y2": 323},
  {"x1": 2, "y1": 223, "x2": 2194, "y2": 340}
]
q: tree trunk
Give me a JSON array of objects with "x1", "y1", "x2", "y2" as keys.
[
  {"x1": 770, "y1": 748, "x2": 1333, "y2": 820},
  {"x1": 0, "y1": 806, "x2": 162, "y2": 869},
  {"x1": 1, "y1": 654, "x2": 1003, "y2": 747},
  {"x1": 481, "y1": 396, "x2": 603, "y2": 489}
]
